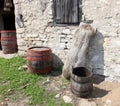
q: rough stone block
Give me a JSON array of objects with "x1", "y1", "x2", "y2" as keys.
[
  {"x1": 62, "y1": 29, "x2": 71, "y2": 35},
  {"x1": 59, "y1": 43, "x2": 66, "y2": 50}
]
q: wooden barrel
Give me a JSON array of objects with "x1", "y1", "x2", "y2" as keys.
[
  {"x1": 70, "y1": 67, "x2": 93, "y2": 97},
  {"x1": 26, "y1": 46, "x2": 53, "y2": 74},
  {"x1": 1, "y1": 30, "x2": 18, "y2": 54}
]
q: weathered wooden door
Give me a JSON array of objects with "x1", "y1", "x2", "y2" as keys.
[{"x1": 53, "y1": 0, "x2": 82, "y2": 24}]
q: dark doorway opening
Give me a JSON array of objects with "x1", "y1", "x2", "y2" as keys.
[
  {"x1": 0, "y1": 0, "x2": 16, "y2": 50},
  {"x1": 3, "y1": 13, "x2": 16, "y2": 30},
  {"x1": 0, "y1": 33, "x2": 1, "y2": 50}
]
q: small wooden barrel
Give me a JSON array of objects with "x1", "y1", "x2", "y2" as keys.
[
  {"x1": 26, "y1": 46, "x2": 53, "y2": 74},
  {"x1": 71, "y1": 67, "x2": 93, "y2": 97},
  {"x1": 1, "y1": 30, "x2": 18, "y2": 54}
]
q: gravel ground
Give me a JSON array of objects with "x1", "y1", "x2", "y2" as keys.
[{"x1": 0, "y1": 50, "x2": 19, "y2": 59}]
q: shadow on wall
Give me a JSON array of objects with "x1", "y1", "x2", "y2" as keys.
[
  {"x1": 51, "y1": 53, "x2": 64, "y2": 76},
  {"x1": 88, "y1": 31, "x2": 105, "y2": 84}
]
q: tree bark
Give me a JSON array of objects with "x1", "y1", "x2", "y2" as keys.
[{"x1": 62, "y1": 22, "x2": 96, "y2": 80}]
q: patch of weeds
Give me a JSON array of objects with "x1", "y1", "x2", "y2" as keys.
[{"x1": 61, "y1": 77, "x2": 70, "y2": 88}]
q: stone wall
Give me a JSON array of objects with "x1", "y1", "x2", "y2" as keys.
[
  {"x1": 83, "y1": 0, "x2": 120, "y2": 81},
  {"x1": 13, "y1": 0, "x2": 120, "y2": 81}
]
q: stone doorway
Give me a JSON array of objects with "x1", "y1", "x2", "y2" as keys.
[{"x1": 0, "y1": 0, "x2": 16, "y2": 50}]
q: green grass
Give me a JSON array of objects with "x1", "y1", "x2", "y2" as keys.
[{"x1": 0, "y1": 56, "x2": 72, "y2": 106}]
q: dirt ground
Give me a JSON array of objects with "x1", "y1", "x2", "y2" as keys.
[
  {"x1": 59, "y1": 75, "x2": 120, "y2": 106},
  {"x1": 90, "y1": 75, "x2": 120, "y2": 106},
  {"x1": 0, "y1": 51, "x2": 18, "y2": 59},
  {"x1": 38, "y1": 74, "x2": 120, "y2": 106},
  {"x1": 93, "y1": 75, "x2": 120, "y2": 106}
]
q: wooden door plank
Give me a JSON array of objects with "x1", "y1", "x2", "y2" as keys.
[{"x1": 54, "y1": 0, "x2": 82, "y2": 24}]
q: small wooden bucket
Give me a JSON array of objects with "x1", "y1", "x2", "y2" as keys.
[{"x1": 71, "y1": 67, "x2": 93, "y2": 97}]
